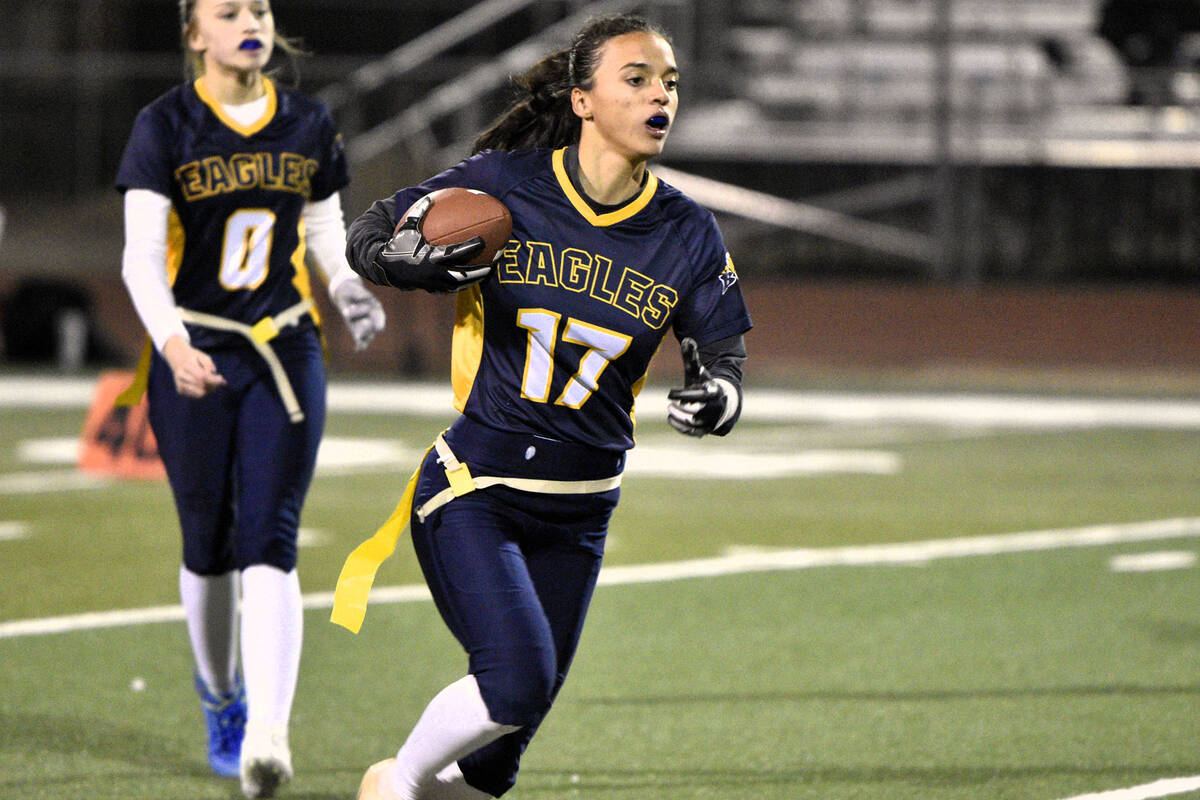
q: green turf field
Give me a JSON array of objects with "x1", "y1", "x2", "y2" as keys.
[{"x1": 2, "y1": 373, "x2": 1200, "y2": 800}]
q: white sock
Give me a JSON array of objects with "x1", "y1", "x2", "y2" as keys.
[
  {"x1": 425, "y1": 761, "x2": 494, "y2": 800},
  {"x1": 179, "y1": 567, "x2": 239, "y2": 695},
  {"x1": 240, "y1": 565, "x2": 303, "y2": 734},
  {"x1": 387, "y1": 675, "x2": 519, "y2": 799}
]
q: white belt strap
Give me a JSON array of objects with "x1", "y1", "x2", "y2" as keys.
[
  {"x1": 177, "y1": 299, "x2": 313, "y2": 423},
  {"x1": 415, "y1": 433, "x2": 623, "y2": 522}
]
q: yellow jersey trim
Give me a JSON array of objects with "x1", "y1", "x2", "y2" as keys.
[
  {"x1": 194, "y1": 77, "x2": 277, "y2": 138},
  {"x1": 551, "y1": 147, "x2": 657, "y2": 227}
]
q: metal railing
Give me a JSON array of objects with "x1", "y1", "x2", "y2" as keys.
[
  {"x1": 344, "y1": 0, "x2": 643, "y2": 164},
  {"x1": 318, "y1": 0, "x2": 545, "y2": 116}
]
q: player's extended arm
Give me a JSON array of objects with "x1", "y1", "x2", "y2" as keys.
[
  {"x1": 666, "y1": 334, "x2": 746, "y2": 437},
  {"x1": 303, "y1": 194, "x2": 385, "y2": 351},
  {"x1": 121, "y1": 189, "x2": 189, "y2": 351},
  {"x1": 120, "y1": 188, "x2": 225, "y2": 397},
  {"x1": 346, "y1": 194, "x2": 489, "y2": 293}
]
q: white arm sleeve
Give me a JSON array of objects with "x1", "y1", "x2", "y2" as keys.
[
  {"x1": 121, "y1": 189, "x2": 188, "y2": 353},
  {"x1": 303, "y1": 193, "x2": 359, "y2": 296}
]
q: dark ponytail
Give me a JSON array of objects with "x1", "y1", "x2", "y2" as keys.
[
  {"x1": 472, "y1": 13, "x2": 669, "y2": 154},
  {"x1": 472, "y1": 49, "x2": 578, "y2": 153}
]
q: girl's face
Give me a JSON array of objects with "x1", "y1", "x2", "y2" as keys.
[
  {"x1": 572, "y1": 31, "x2": 679, "y2": 163},
  {"x1": 188, "y1": 0, "x2": 275, "y2": 78}
]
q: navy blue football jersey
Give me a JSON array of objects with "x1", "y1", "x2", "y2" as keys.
[
  {"x1": 115, "y1": 78, "x2": 348, "y2": 348},
  {"x1": 390, "y1": 147, "x2": 752, "y2": 452}
]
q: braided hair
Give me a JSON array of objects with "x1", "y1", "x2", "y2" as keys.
[{"x1": 473, "y1": 14, "x2": 669, "y2": 154}]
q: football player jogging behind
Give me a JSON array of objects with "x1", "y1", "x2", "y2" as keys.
[
  {"x1": 115, "y1": 1, "x2": 385, "y2": 797},
  {"x1": 333, "y1": 13, "x2": 751, "y2": 799}
]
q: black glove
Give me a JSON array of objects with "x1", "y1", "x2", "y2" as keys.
[
  {"x1": 373, "y1": 195, "x2": 491, "y2": 293},
  {"x1": 666, "y1": 337, "x2": 733, "y2": 437}
]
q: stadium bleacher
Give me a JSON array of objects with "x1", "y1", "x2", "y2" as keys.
[
  {"x1": 677, "y1": 0, "x2": 1132, "y2": 151},
  {"x1": 3, "y1": 0, "x2": 1200, "y2": 323}
]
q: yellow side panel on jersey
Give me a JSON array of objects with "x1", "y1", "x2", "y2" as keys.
[
  {"x1": 451, "y1": 285, "x2": 485, "y2": 413},
  {"x1": 290, "y1": 217, "x2": 322, "y2": 328},
  {"x1": 166, "y1": 205, "x2": 185, "y2": 285},
  {"x1": 114, "y1": 339, "x2": 154, "y2": 407},
  {"x1": 627, "y1": 336, "x2": 663, "y2": 438}
]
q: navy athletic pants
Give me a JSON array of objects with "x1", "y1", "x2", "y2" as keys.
[
  {"x1": 408, "y1": 416, "x2": 622, "y2": 797},
  {"x1": 147, "y1": 328, "x2": 326, "y2": 575}
]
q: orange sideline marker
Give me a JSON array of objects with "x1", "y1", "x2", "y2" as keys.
[{"x1": 78, "y1": 370, "x2": 166, "y2": 481}]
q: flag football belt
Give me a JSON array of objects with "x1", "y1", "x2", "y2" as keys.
[
  {"x1": 329, "y1": 431, "x2": 623, "y2": 634},
  {"x1": 415, "y1": 433, "x2": 623, "y2": 522},
  {"x1": 175, "y1": 299, "x2": 314, "y2": 423}
]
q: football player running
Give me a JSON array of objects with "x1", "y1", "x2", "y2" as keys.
[
  {"x1": 334, "y1": 13, "x2": 751, "y2": 799},
  {"x1": 115, "y1": 0, "x2": 385, "y2": 796}
]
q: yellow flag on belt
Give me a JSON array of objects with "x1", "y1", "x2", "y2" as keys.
[{"x1": 330, "y1": 456, "x2": 425, "y2": 633}]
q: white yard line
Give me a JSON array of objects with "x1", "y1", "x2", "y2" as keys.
[
  {"x1": 7, "y1": 377, "x2": 1197, "y2": 799},
  {"x1": 4, "y1": 377, "x2": 1194, "y2": 495},
  {"x1": 0, "y1": 521, "x2": 29, "y2": 541},
  {"x1": 3, "y1": 517, "x2": 1198, "y2": 640},
  {"x1": 1055, "y1": 776, "x2": 1200, "y2": 800},
  {"x1": 1109, "y1": 551, "x2": 1198, "y2": 573},
  {"x1": 6, "y1": 436, "x2": 900, "y2": 487},
  {"x1": 3, "y1": 376, "x2": 1200, "y2": 428},
  {"x1": 0, "y1": 470, "x2": 111, "y2": 494},
  {"x1": 736, "y1": 390, "x2": 1200, "y2": 429},
  {"x1": 0, "y1": 377, "x2": 96, "y2": 407}
]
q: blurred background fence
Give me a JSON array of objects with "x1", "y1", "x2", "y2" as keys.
[{"x1": 3, "y1": 0, "x2": 1200, "y2": 378}]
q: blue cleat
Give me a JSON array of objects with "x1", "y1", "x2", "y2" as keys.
[{"x1": 194, "y1": 674, "x2": 246, "y2": 778}]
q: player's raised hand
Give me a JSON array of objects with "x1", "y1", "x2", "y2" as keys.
[
  {"x1": 162, "y1": 335, "x2": 226, "y2": 398},
  {"x1": 373, "y1": 196, "x2": 490, "y2": 293},
  {"x1": 666, "y1": 337, "x2": 734, "y2": 437},
  {"x1": 331, "y1": 274, "x2": 386, "y2": 351}
]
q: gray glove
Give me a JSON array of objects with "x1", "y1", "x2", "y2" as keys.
[{"x1": 331, "y1": 275, "x2": 386, "y2": 351}]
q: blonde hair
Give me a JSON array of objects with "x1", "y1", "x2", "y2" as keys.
[{"x1": 177, "y1": 0, "x2": 306, "y2": 82}]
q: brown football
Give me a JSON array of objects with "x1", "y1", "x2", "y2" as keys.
[{"x1": 400, "y1": 187, "x2": 513, "y2": 267}]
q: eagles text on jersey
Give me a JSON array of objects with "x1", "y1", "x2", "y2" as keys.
[
  {"x1": 115, "y1": 78, "x2": 349, "y2": 349},
  {"x1": 390, "y1": 146, "x2": 753, "y2": 453}
]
